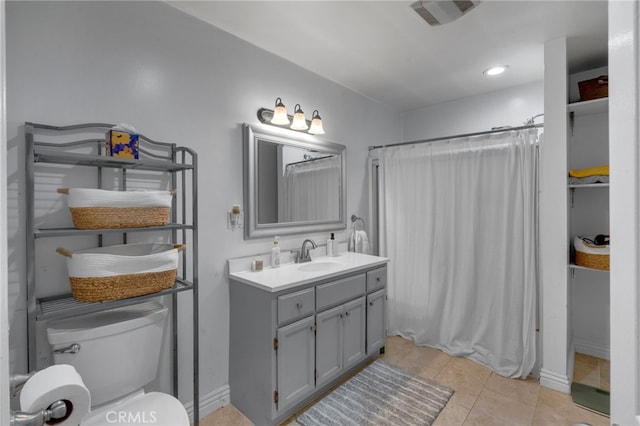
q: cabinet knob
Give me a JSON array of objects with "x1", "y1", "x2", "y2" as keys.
[
  {"x1": 369, "y1": 301, "x2": 374, "y2": 306},
  {"x1": 345, "y1": 311, "x2": 350, "y2": 317},
  {"x1": 296, "y1": 302, "x2": 302, "y2": 309},
  {"x1": 340, "y1": 313, "x2": 343, "y2": 318},
  {"x1": 376, "y1": 277, "x2": 381, "y2": 282}
]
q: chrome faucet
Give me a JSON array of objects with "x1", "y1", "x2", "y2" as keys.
[{"x1": 298, "y1": 239, "x2": 317, "y2": 263}]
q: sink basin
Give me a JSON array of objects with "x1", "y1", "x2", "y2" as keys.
[{"x1": 297, "y1": 261, "x2": 343, "y2": 272}]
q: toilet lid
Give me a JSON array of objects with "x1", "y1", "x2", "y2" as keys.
[{"x1": 82, "y1": 392, "x2": 189, "y2": 426}]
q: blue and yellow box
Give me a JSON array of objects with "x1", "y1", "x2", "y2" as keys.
[{"x1": 105, "y1": 130, "x2": 139, "y2": 159}]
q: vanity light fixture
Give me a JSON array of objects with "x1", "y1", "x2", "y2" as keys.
[
  {"x1": 308, "y1": 110, "x2": 325, "y2": 135},
  {"x1": 270, "y1": 97, "x2": 290, "y2": 125},
  {"x1": 257, "y1": 98, "x2": 326, "y2": 135},
  {"x1": 483, "y1": 65, "x2": 509, "y2": 77},
  {"x1": 290, "y1": 104, "x2": 309, "y2": 131}
]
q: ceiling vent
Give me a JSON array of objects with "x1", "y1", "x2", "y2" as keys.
[{"x1": 411, "y1": 0, "x2": 480, "y2": 26}]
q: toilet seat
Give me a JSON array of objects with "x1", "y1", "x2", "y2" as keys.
[{"x1": 82, "y1": 392, "x2": 189, "y2": 426}]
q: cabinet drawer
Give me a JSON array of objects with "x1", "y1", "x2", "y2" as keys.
[
  {"x1": 316, "y1": 274, "x2": 366, "y2": 311},
  {"x1": 367, "y1": 266, "x2": 387, "y2": 293},
  {"x1": 278, "y1": 287, "x2": 315, "y2": 326}
]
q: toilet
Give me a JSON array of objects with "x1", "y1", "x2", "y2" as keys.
[{"x1": 46, "y1": 301, "x2": 189, "y2": 426}]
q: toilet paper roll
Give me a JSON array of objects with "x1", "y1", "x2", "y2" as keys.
[{"x1": 20, "y1": 364, "x2": 91, "y2": 426}]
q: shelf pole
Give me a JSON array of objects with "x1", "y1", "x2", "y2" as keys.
[
  {"x1": 25, "y1": 123, "x2": 37, "y2": 371},
  {"x1": 192, "y1": 149, "x2": 199, "y2": 426}
]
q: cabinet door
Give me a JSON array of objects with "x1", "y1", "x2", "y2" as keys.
[
  {"x1": 277, "y1": 315, "x2": 315, "y2": 412},
  {"x1": 315, "y1": 304, "x2": 343, "y2": 388},
  {"x1": 343, "y1": 296, "x2": 366, "y2": 370},
  {"x1": 367, "y1": 289, "x2": 386, "y2": 354}
]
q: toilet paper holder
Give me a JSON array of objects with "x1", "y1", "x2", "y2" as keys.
[{"x1": 10, "y1": 373, "x2": 70, "y2": 426}]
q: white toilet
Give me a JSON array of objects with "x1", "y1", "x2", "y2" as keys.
[{"x1": 46, "y1": 301, "x2": 190, "y2": 426}]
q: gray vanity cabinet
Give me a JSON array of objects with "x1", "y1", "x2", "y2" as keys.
[
  {"x1": 342, "y1": 297, "x2": 367, "y2": 368},
  {"x1": 315, "y1": 304, "x2": 343, "y2": 386},
  {"x1": 315, "y1": 296, "x2": 366, "y2": 388},
  {"x1": 315, "y1": 273, "x2": 367, "y2": 387},
  {"x1": 276, "y1": 315, "x2": 316, "y2": 412},
  {"x1": 229, "y1": 263, "x2": 387, "y2": 426},
  {"x1": 366, "y1": 267, "x2": 387, "y2": 355},
  {"x1": 367, "y1": 289, "x2": 386, "y2": 354}
]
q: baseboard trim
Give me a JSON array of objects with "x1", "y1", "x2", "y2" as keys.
[
  {"x1": 185, "y1": 384, "x2": 231, "y2": 423},
  {"x1": 540, "y1": 368, "x2": 571, "y2": 394},
  {"x1": 574, "y1": 338, "x2": 610, "y2": 361}
]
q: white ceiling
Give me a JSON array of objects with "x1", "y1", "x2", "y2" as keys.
[{"x1": 168, "y1": 0, "x2": 608, "y2": 112}]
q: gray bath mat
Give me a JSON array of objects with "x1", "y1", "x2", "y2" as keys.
[{"x1": 296, "y1": 359, "x2": 454, "y2": 426}]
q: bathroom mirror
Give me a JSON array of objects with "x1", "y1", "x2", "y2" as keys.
[{"x1": 243, "y1": 123, "x2": 347, "y2": 239}]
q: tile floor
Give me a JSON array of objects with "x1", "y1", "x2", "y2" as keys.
[
  {"x1": 573, "y1": 352, "x2": 610, "y2": 392},
  {"x1": 200, "y1": 336, "x2": 610, "y2": 425}
]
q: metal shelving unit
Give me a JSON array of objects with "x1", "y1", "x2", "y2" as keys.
[{"x1": 25, "y1": 122, "x2": 200, "y2": 424}]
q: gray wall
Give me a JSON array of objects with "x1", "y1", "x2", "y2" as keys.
[
  {"x1": 401, "y1": 80, "x2": 544, "y2": 141},
  {"x1": 5, "y1": 0, "x2": 400, "y2": 415}
]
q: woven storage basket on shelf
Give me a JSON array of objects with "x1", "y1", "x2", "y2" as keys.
[
  {"x1": 58, "y1": 188, "x2": 175, "y2": 229},
  {"x1": 57, "y1": 243, "x2": 185, "y2": 302},
  {"x1": 578, "y1": 75, "x2": 608, "y2": 101},
  {"x1": 574, "y1": 236, "x2": 609, "y2": 271}
]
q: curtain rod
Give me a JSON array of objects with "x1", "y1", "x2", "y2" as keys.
[
  {"x1": 368, "y1": 122, "x2": 544, "y2": 151},
  {"x1": 286, "y1": 154, "x2": 334, "y2": 168}
]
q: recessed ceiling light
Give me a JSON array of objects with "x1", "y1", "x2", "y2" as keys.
[{"x1": 483, "y1": 65, "x2": 509, "y2": 77}]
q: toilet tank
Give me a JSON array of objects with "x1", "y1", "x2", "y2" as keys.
[{"x1": 47, "y1": 301, "x2": 168, "y2": 407}]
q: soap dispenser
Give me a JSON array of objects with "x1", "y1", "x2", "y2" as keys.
[
  {"x1": 327, "y1": 233, "x2": 337, "y2": 257},
  {"x1": 271, "y1": 236, "x2": 281, "y2": 268}
]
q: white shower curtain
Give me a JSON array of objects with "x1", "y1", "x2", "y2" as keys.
[
  {"x1": 281, "y1": 156, "x2": 340, "y2": 222},
  {"x1": 378, "y1": 129, "x2": 538, "y2": 378}
]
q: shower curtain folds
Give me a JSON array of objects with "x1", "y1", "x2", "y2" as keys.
[
  {"x1": 281, "y1": 155, "x2": 340, "y2": 222},
  {"x1": 378, "y1": 128, "x2": 538, "y2": 378}
]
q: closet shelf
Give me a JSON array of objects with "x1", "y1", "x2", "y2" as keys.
[
  {"x1": 34, "y1": 223, "x2": 194, "y2": 238},
  {"x1": 35, "y1": 279, "x2": 194, "y2": 321},
  {"x1": 567, "y1": 97, "x2": 608, "y2": 116},
  {"x1": 568, "y1": 183, "x2": 609, "y2": 189}
]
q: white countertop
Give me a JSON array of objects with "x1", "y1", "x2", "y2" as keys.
[{"x1": 229, "y1": 251, "x2": 389, "y2": 292}]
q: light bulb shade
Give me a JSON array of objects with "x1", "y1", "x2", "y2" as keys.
[
  {"x1": 290, "y1": 104, "x2": 308, "y2": 130},
  {"x1": 308, "y1": 110, "x2": 325, "y2": 135},
  {"x1": 270, "y1": 97, "x2": 290, "y2": 125}
]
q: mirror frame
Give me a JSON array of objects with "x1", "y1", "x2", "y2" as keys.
[{"x1": 243, "y1": 123, "x2": 347, "y2": 239}]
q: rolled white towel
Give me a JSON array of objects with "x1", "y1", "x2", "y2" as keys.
[
  {"x1": 66, "y1": 188, "x2": 173, "y2": 208},
  {"x1": 574, "y1": 236, "x2": 610, "y2": 255}
]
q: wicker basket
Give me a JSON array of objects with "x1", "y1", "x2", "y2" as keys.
[
  {"x1": 574, "y1": 236, "x2": 609, "y2": 271},
  {"x1": 58, "y1": 188, "x2": 175, "y2": 229},
  {"x1": 578, "y1": 75, "x2": 608, "y2": 101},
  {"x1": 57, "y1": 243, "x2": 185, "y2": 302}
]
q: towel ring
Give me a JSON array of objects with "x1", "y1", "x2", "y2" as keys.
[{"x1": 351, "y1": 215, "x2": 365, "y2": 231}]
